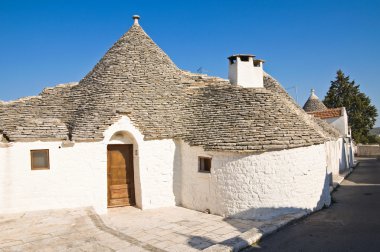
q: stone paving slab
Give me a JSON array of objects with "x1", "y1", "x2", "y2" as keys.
[
  {"x1": 0, "y1": 206, "x2": 309, "y2": 252},
  {"x1": 99, "y1": 207, "x2": 265, "y2": 251}
]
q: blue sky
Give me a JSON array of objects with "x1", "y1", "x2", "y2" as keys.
[{"x1": 1, "y1": 0, "x2": 379, "y2": 126}]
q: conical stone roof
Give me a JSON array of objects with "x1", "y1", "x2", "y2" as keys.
[
  {"x1": 0, "y1": 17, "x2": 340, "y2": 151},
  {"x1": 67, "y1": 22, "x2": 186, "y2": 140},
  {"x1": 303, "y1": 89, "x2": 327, "y2": 112}
]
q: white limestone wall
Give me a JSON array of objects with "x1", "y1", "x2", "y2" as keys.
[
  {"x1": 348, "y1": 138, "x2": 355, "y2": 167},
  {"x1": 0, "y1": 116, "x2": 177, "y2": 214},
  {"x1": 179, "y1": 143, "x2": 218, "y2": 214},
  {"x1": 325, "y1": 138, "x2": 349, "y2": 177},
  {"x1": 0, "y1": 141, "x2": 107, "y2": 214},
  {"x1": 137, "y1": 139, "x2": 177, "y2": 209},
  {"x1": 179, "y1": 141, "x2": 331, "y2": 220},
  {"x1": 325, "y1": 139, "x2": 342, "y2": 177},
  {"x1": 0, "y1": 145, "x2": 6, "y2": 206}
]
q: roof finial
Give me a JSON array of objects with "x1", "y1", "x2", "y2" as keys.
[
  {"x1": 311, "y1": 88, "x2": 315, "y2": 95},
  {"x1": 132, "y1": 15, "x2": 140, "y2": 25}
]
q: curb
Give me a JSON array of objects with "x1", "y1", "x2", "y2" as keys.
[{"x1": 203, "y1": 211, "x2": 309, "y2": 252}]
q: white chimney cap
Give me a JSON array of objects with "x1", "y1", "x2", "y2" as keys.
[
  {"x1": 132, "y1": 15, "x2": 140, "y2": 25},
  {"x1": 228, "y1": 54, "x2": 255, "y2": 59}
]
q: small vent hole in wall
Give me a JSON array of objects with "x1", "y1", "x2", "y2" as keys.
[
  {"x1": 199, "y1": 157, "x2": 212, "y2": 173},
  {"x1": 240, "y1": 56, "x2": 249, "y2": 62}
]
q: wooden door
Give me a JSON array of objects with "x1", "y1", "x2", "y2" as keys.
[{"x1": 107, "y1": 144, "x2": 135, "y2": 207}]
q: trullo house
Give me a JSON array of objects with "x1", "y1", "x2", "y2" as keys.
[
  {"x1": 303, "y1": 89, "x2": 355, "y2": 177},
  {"x1": 0, "y1": 16, "x2": 344, "y2": 220}
]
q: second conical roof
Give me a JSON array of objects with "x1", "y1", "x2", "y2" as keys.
[{"x1": 303, "y1": 89, "x2": 327, "y2": 112}]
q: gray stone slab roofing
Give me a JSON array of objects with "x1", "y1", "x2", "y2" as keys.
[
  {"x1": 0, "y1": 22, "x2": 339, "y2": 152},
  {"x1": 263, "y1": 75, "x2": 341, "y2": 140},
  {"x1": 0, "y1": 83, "x2": 77, "y2": 142}
]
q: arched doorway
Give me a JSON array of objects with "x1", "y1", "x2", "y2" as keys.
[{"x1": 107, "y1": 132, "x2": 136, "y2": 207}]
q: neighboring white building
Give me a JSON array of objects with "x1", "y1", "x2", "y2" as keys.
[
  {"x1": 303, "y1": 89, "x2": 355, "y2": 173},
  {"x1": 1, "y1": 16, "x2": 344, "y2": 220}
]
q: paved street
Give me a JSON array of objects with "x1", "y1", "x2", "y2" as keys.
[
  {"x1": 245, "y1": 158, "x2": 380, "y2": 252},
  {"x1": 1, "y1": 204, "x2": 286, "y2": 252}
]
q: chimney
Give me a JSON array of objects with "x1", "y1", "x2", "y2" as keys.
[{"x1": 228, "y1": 54, "x2": 265, "y2": 88}]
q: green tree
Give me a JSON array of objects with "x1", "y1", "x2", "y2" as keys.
[
  {"x1": 323, "y1": 70, "x2": 378, "y2": 143},
  {"x1": 368, "y1": 134, "x2": 380, "y2": 144}
]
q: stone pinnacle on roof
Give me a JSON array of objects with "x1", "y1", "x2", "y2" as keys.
[
  {"x1": 303, "y1": 88, "x2": 328, "y2": 112},
  {"x1": 132, "y1": 15, "x2": 140, "y2": 25},
  {"x1": 310, "y1": 89, "x2": 317, "y2": 98}
]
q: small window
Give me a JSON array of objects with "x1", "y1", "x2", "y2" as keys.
[
  {"x1": 31, "y1": 149, "x2": 50, "y2": 170},
  {"x1": 199, "y1": 157, "x2": 212, "y2": 173}
]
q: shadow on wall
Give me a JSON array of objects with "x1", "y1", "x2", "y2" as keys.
[
  {"x1": 172, "y1": 139, "x2": 182, "y2": 206},
  {"x1": 339, "y1": 139, "x2": 348, "y2": 172},
  {"x1": 2, "y1": 147, "x2": 12, "y2": 209},
  {"x1": 327, "y1": 171, "x2": 333, "y2": 186}
]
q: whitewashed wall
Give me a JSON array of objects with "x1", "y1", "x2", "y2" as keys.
[
  {"x1": 179, "y1": 143, "x2": 218, "y2": 214},
  {"x1": 1, "y1": 115, "x2": 341, "y2": 219},
  {"x1": 0, "y1": 116, "x2": 177, "y2": 214},
  {"x1": 325, "y1": 138, "x2": 349, "y2": 179},
  {"x1": 0, "y1": 141, "x2": 107, "y2": 214},
  {"x1": 179, "y1": 141, "x2": 331, "y2": 220}
]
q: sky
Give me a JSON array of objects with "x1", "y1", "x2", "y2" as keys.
[{"x1": 1, "y1": 0, "x2": 379, "y2": 126}]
